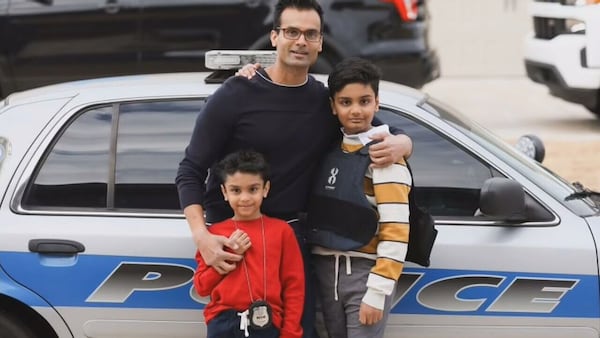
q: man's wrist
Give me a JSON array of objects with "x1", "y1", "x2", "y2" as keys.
[{"x1": 193, "y1": 226, "x2": 210, "y2": 242}]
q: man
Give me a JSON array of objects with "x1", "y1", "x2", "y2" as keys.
[{"x1": 176, "y1": 0, "x2": 412, "y2": 336}]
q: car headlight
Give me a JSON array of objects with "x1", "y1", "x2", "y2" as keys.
[
  {"x1": 566, "y1": 18, "x2": 586, "y2": 33},
  {"x1": 564, "y1": 0, "x2": 598, "y2": 5},
  {"x1": 563, "y1": 0, "x2": 597, "y2": 33}
]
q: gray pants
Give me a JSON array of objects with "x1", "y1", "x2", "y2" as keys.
[{"x1": 313, "y1": 254, "x2": 395, "y2": 338}]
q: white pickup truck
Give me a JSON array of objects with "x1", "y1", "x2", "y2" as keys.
[{"x1": 524, "y1": 0, "x2": 600, "y2": 117}]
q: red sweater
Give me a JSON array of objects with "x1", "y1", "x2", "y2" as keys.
[{"x1": 194, "y1": 216, "x2": 305, "y2": 338}]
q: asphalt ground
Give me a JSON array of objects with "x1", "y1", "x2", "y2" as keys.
[{"x1": 422, "y1": 76, "x2": 600, "y2": 191}]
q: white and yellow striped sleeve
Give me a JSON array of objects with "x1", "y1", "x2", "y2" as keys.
[{"x1": 362, "y1": 158, "x2": 412, "y2": 310}]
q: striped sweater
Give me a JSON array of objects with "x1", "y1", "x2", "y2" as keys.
[{"x1": 313, "y1": 129, "x2": 411, "y2": 310}]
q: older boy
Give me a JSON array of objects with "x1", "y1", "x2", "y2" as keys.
[{"x1": 308, "y1": 57, "x2": 411, "y2": 338}]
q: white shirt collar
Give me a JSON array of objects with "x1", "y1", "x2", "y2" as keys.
[{"x1": 341, "y1": 124, "x2": 390, "y2": 146}]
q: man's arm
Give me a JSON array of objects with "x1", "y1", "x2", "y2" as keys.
[
  {"x1": 184, "y1": 204, "x2": 241, "y2": 274},
  {"x1": 176, "y1": 80, "x2": 244, "y2": 273},
  {"x1": 368, "y1": 133, "x2": 413, "y2": 168}
]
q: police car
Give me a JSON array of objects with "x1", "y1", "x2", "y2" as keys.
[{"x1": 0, "y1": 51, "x2": 599, "y2": 338}]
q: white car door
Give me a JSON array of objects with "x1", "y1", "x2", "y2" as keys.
[
  {"x1": 377, "y1": 106, "x2": 599, "y2": 338},
  {"x1": 1, "y1": 98, "x2": 209, "y2": 337}
]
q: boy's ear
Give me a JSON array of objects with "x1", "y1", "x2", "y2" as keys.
[
  {"x1": 263, "y1": 181, "x2": 271, "y2": 198},
  {"x1": 329, "y1": 98, "x2": 336, "y2": 115},
  {"x1": 375, "y1": 96, "x2": 380, "y2": 111},
  {"x1": 220, "y1": 184, "x2": 228, "y2": 201}
]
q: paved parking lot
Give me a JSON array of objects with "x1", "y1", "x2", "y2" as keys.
[{"x1": 423, "y1": 76, "x2": 600, "y2": 191}]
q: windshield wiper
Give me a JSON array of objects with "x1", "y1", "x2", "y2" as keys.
[{"x1": 565, "y1": 182, "x2": 600, "y2": 203}]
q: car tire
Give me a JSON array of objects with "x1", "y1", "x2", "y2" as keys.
[
  {"x1": 0, "y1": 311, "x2": 38, "y2": 338},
  {"x1": 583, "y1": 90, "x2": 600, "y2": 118},
  {"x1": 585, "y1": 105, "x2": 600, "y2": 118}
]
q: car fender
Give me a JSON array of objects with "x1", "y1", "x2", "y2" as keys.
[
  {"x1": 585, "y1": 215, "x2": 600, "y2": 274},
  {"x1": 0, "y1": 264, "x2": 72, "y2": 337}
]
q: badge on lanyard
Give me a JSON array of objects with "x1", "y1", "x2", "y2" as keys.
[
  {"x1": 249, "y1": 300, "x2": 273, "y2": 329},
  {"x1": 234, "y1": 217, "x2": 273, "y2": 333}
]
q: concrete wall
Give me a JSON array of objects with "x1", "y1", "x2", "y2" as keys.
[{"x1": 427, "y1": 0, "x2": 531, "y2": 77}]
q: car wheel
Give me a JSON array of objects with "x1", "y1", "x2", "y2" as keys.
[
  {"x1": 584, "y1": 105, "x2": 600, "y2": 118},
  {"x1": 0, "y1": 311, "x2": 38, "y2": 338},
  {"x1": 584, "y1": 91, "x2": 600, "y2": 118}
]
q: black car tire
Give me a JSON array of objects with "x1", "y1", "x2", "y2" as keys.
[
  {"x1": 584, "y1": 91, "x2": 600, "y2": 118},
  {"x1": 0, "y1": 311, "x2": 38, "y2": 338}
]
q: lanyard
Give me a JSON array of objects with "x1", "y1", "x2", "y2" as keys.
[{"x1": 233, "y1": 216, "x2": 267, "y2": 302}]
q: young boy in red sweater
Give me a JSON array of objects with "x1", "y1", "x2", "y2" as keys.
[{"x1": 194, "y1": 150, "x2": 305, "y2": 338}]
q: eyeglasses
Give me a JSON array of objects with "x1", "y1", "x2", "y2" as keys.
[{"x1": 276, "y1": 27, "x2": 322, "y2": 42}]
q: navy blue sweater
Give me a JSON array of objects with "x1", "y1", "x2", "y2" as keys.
[{"x1": 176, "y1": 71, "x2": 338, "y2": 222}]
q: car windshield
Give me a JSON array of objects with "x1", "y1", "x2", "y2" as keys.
[{"x1": 421, "y1": 97, "x2": 599, "y2": 217}]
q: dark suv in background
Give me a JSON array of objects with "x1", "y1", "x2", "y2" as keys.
[{"x1": 0, "y1": 0, "x2": 439, "y2": 98}]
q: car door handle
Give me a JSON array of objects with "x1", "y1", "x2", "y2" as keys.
[{"x1": 29, "y1": 239, "x2": 85, "y2": 254}]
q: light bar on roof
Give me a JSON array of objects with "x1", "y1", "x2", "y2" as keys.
[{"x1": 205, "y1": 50, "x2": 278, "y2": 70}]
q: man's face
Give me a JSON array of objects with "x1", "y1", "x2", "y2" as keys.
[{"x1": 270, "y1": 7, "x2": 323, "y2": 70}]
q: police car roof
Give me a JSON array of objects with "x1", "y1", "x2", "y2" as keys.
[{"x1": 2, "y1": 72, "x2": 426, "y2": 111}]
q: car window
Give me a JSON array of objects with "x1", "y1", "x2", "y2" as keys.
[
  {"x1": 114, "y1": 100, "x2": 200, "y2": 211},
  {"x1": 23, "y1": 99, "x2": 203, "y2": 213},
  {"x1": 23, "y1": 105, "x2": 113, "y2": 209},
  {"x1": 22, "y1": 98, "x2": 553, "y2": 221},
  {"x1": 377, "y1": 107, "x2": 553, "y2": 222}
]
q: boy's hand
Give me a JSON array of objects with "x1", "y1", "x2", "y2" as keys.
[
  {"x1": 229, "y1": 229, "x2": 252, "y2": 255},
  {"x1": 368, "y1": 133, "x2": 412, "y2": 168},
  {"x1": 235, "y1": 63, "x2": 261, "y2": 79},
  {"x1": 359, "y1": 302, "x2": 383, "y2": 326}
]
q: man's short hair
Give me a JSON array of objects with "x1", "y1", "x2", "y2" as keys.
[
  {"x1": 327, "y1": 57, "x2": 382, "y2": 99},
  {"x1": 216, "y1": 150, "x2": 271, "y2": 183},
  {"x1": 273, "y1": 0, "x2": 324, "y2": 31}
]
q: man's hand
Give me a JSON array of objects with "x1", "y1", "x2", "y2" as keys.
[
  {"x1": 368, "y1": 133, "x2": 413, "y2": 168},
  {"x1": 228, "y1": 229, "x2": 252, "y2": 255},
  {"x1": 235, "y1": 63, "x2": 261, "y2": 79},
  {"x1": 197, "y1": 231, "x2": 243, "y2": 275},
  {"x1": 184, "y1": 204, "x2": 242, "y2": 274},
  {"x1": 359, "y1": 302, "x2": 383, "y2": 326}
]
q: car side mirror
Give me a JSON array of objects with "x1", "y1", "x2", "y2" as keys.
[
  {"x1": 515, "y1": 134, "x2": 545, "y2": 163},
  {"x1": 479, "y1": 177, "x2": 527, "y2": 222}
]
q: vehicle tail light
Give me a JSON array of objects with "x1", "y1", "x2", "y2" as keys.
[
  {"x1": 587, "y1": 0, "x2": 600, "y2": 4},
  {"x1": 379, "y1": 0, "x2": 418, "y2": 21}
]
